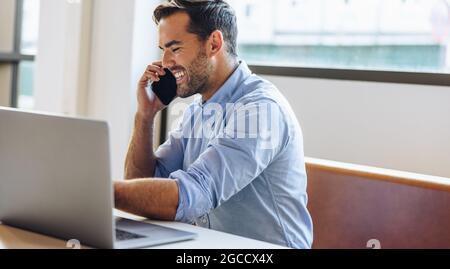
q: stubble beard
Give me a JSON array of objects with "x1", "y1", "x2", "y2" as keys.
[{"x1": 177, "y1": 48, "x2": 212, "y2": 99}]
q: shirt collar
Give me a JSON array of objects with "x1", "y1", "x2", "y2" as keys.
[{"x1": 196, "y1": 60, "x2": 252, "y2": 108}]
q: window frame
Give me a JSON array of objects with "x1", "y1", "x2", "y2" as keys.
[
  {"x1": 248, "y1": 64, "x2": 450, "y2": 86},
  {"x1": 0, "y1": 0, "x2": 36, "y2": 108}
]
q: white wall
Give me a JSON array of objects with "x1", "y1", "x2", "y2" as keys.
[
  {"x1": 262, "y1": 75, "x2": 450, "y2": 178},
  {"x1": 35, "y1": 0, "x2": 161, "y2": 179},
  {"x1": 34, "y1": 0, "x2": 92, "y2": 115}
]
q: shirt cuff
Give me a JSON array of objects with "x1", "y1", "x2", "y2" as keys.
[
  {"x1": 170, "y1": 170, "x2": 189, "y2": 223},
  {"x1": 169, "y1": 169, "x2": 213, "y2": 224}
]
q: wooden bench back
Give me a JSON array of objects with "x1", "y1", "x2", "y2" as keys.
[{"x1": 305, "y1": 158, "x2": 450, "y2": 249}]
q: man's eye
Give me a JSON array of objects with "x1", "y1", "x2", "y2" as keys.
[{"x1": 172, "y1": 48, "x2": 181, "y2": 53}]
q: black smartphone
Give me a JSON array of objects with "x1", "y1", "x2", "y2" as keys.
[{"x1": 151, "y1": 68, "x2": 177, "y2": 106}]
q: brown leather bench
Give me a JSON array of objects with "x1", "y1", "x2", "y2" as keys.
[{"x1": 305, "y1": 158, "x2": 450, "y2": 249}]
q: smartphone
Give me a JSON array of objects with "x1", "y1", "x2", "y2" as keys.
[{"x1": 151, "y1": 68, "x2": 177, "y2": 106}]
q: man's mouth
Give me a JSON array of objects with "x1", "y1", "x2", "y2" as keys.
[{"x1": 172, "y1": 69, "x2": 189, "y2": 85}]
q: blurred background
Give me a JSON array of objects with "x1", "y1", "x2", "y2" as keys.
[{"x1": 1, "y1": 0, "x2": 449, "y2": 179}]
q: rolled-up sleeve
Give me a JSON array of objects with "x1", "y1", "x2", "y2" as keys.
[{"x1": 170, "y1": 101, "x2": 287, "y2": 223}]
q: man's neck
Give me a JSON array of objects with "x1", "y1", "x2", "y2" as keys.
[{"x1": 201, "y1": 58, "x2": 239, "y2": 103}]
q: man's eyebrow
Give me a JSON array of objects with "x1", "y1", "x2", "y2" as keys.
[{"x1": 158, "y1": 40, "x2": 183, "y2": 50}]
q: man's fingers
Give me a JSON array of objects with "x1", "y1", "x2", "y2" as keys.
[
  {"x1": 145, "y1": 71, "x2": 160, "y2": 81},
  {"x1": 146, "y1": 64, "x2": 165, "y2": 76},
  {"x1": 152, "y1": 61, "x2": 163, "y2": 67}
]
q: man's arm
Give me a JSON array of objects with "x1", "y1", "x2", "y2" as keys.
[
  {"x1": 124, "y1": 114, "x2": 157, "y2": 179},
  {"x1": 164, "y1": 101, "x2": 287, "y2": 224},
  {"x1": 124, "y1": 61, "x2": 166, "y2": 179},
  {"x1": 117, "y1": 101, "x2": 285, "y2": 223},
  {"x1": 114, "y1": 179, "x2": 179, "y2": 221}
]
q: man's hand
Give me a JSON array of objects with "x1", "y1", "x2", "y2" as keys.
[{"x1": 137, "y1": 61, "x2": 167, "y2": 119}]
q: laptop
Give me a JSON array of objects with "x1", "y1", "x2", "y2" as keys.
[{"x1": 0, "y1": 107, "x2": 196, "y2": 249}]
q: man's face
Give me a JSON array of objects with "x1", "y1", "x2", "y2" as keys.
[{"x1": 158, "y1": 12, "x2": 212, "y2": 98}]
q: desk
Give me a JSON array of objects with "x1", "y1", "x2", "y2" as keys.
[{"x1": 0, "y1": 211, "x2": 286, "y2": 249}]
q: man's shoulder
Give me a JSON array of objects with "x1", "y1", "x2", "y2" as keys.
[
  {"x1": 238, "y1": 74, "x2": 290, "y2": 110},
  {"x1": 238, "y1": 74, "x2": 303, "y2": 137},
  {"x1": 242, "y1": 74, "x2": 277, "y2": 93}
]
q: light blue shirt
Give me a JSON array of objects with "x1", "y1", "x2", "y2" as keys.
[{"x1": 154, "y1": 61, "x2": 313, "y2": 249}]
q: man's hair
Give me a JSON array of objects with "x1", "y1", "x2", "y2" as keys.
[{"x1": 153, "y1": 0, "x2": 238, "y2": 57}]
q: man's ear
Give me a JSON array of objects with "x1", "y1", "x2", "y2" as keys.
[{"x1": 207, "y1": 30, "x2": 224, "y2": 57}]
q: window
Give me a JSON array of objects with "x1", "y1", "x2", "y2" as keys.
[
  {"x1": 0, "y1": 0, "x2": 40, "y2": 109},
  {"x1": 228, "y1": 0, "x2": 450, "y2": 74}
]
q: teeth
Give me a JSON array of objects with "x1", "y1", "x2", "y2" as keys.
[{"x1": 174, "y1": 71, "x2": 185, "y2": 80}]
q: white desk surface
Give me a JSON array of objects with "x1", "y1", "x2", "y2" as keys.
[{"x1": 0, "y1": 211, "x2": 286, "y2": 249}]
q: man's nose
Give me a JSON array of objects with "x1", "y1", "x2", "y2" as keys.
[{"x1": 162, "y1": 52, "x2": 176, "y2": 69}]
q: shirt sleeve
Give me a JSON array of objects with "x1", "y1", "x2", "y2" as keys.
[
  {"x1": 154, "y1": 120, "x2": 185, "y2": 178},
  {"x1": 170, "y1": 100, "x2": 288, "y2": 223}
]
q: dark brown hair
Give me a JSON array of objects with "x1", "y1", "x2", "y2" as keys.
[{"x1": 154, "y1": 0, "x2": 238, "y2": 57}]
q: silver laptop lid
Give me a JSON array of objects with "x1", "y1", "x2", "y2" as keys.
[{"x1": 0, "y1": 107, "x2": 115, "y2": 248}]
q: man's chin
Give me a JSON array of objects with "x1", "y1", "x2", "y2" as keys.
[{"x1": 177, "y1": 89, "x2": 197, "y2": 99}]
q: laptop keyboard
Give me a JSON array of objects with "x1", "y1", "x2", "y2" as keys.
[{"x1": 115, "y1": 229, "x2": 146, "y2": 241}]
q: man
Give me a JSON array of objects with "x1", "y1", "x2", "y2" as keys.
[{"x1": 114, "y1": 0, "x2": 313, "y2": 249}]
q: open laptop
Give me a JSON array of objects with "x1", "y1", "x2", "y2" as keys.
[{"x1": 0, "y1": 107, "x2": 196, "y2": 249}]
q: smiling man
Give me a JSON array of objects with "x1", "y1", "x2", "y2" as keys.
[{"x1": 114, "y1": 0, "x2": 313, "y2": 249}]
